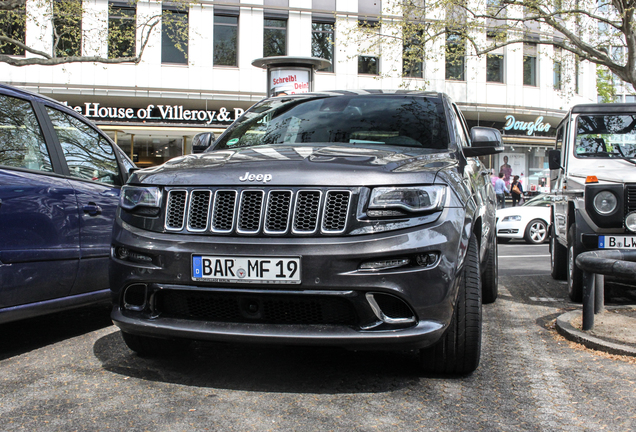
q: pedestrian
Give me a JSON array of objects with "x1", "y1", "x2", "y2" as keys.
[
  {"x1": 490, "y1": 169, "x2": 498, "y2": 187},
  {"x1": 494, "y1": 172, "x2": 509, "y2": 209},
  {"x1": 510, "y1": 175, "x2": 524, "y2": 206}
]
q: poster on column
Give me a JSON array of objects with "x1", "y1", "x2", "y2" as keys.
[
  {"x1": 270, "y1": 69, "x2": 310, "y2": 97},
  {"x1": 498, "y1": 153, "x2": 525, "y2": 187}
]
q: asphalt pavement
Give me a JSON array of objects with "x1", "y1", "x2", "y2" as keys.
[
  {"x1": 1, "y1": 240, "x2": 635, "y2": 430},
  {"x1": 500, "y1": 240, "x2": 636, "y2": 357}
]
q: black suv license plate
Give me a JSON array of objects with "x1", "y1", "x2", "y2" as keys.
[{"x1": 192, "y1": 255, "x2": 301, "y2": 284}]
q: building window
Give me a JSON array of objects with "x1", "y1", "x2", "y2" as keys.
[
  {"x1": 358, "y1": 56, "x2": 379, "y2": 75},
  {"x1": 214, "y1": 14, "x2": 238, "y2": 66},
  {"x1": 626, "y1": 95, "x2": 636, "y2": 103},
  {"x1": 553, "y1": 60, "x2": 562, "y2": 90},
  {"x1": 575, "y1": 57, "x2": 580, "y2": 94},
  {"x1": 312, "y1": 22, "x2": 334, "y2": 72},
  {"x1": 264, "y1": 18, "x2": 287, "y2": 57},
  {"x1": 0, "y1": 4, "x2": 26, "y2": 56},
  {"x1": 357, "y1": 19, "x2": 380, "y2": 75},
  {"x1": 445, "y1": 31, "x2": 465, "y2": 81},
  {"x1": 523, "y1": 43, "x2": 537, "y2": 86},
  {"x1": 53, "y1": 0, "x2": 82, "y2": 57},
  {"x1": 486, "y1": 54, "x2": 504, "y2": 83},
  {"x1": 108, "y1": 4, "x2": 136, "y2": 59},
  {"x1": 403, "y1": 32, "x2": 423, "y2": 78},
  {"x1": 162, "y1": 8, "x2": 188, "y2": 64}
]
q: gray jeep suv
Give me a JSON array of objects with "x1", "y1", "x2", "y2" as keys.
[{"x1": 109, "y1": 90, "x2": 503, "y2": 374}]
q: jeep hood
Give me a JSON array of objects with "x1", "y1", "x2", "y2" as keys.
[{"x1": 130, "y1": 145, "x2": 458, "y2": 187}]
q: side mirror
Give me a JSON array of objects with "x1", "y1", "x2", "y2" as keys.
[
  {"x1": 192, "y1": 132, "x2": 215, "y2": 154},
  {"x1": 464, "y1": 127, "x2": 505, "y2": 157},
  {"x1": 548, "y1": 149, "x2": 562, "y2": 170}
]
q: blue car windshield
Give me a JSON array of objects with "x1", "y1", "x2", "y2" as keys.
[
  {"x1": 214, "y1": 95, "x2": 449, "y2": 150},
  {"x1": 575, "y1": 115, "x2": 636, "y2": 158}
]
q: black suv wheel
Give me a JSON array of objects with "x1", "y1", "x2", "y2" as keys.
[{"x1": 420, "y1": 234, "x2": 482, "y2": 375}]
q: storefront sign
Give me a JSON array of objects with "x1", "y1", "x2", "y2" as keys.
[
  {"x1": 270, "y1": 69, "x2": 310, "y2": 96},
  {"x1": 503, "y1": 115, "x2": 551, "y2": 136},
  {"x1": 63, "y1": 102, "x2": 244, "y2": 125}
]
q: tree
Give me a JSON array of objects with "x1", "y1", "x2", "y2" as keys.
[
  {"x1": 346, "y1": 0, "x2": 636, "y2": 89},
  {"x1": 0, "y1": 0, "x2": 190, "y2": 66},
  {"x1": 597, "y1": 65, "x2": 617, "y2": 102}
]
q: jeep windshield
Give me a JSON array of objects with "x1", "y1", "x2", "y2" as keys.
[
  {"x1": 575, "y1": 114, "x2": 636, "y2": 159},
  {"x1": 213, "y1": 94, "x2": 449, "y2": 150}
]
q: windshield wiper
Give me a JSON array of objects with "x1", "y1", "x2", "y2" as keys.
[{"x1": 613, "y1": 146, "x2": 636, "y2": 165}]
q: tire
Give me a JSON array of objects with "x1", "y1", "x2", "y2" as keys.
[
  {"x1": 524, "y1": 219, "x2": 548, "y2": 244},
  {"x1": 420, "y1": 234, "x2": 482, "y2": 375},
  {"x1": 481, "y1": 234, "x2": 498, "y2": 304},
  {"x1": 121, "y1": 331, "x2": 189, "y2": 357},
  {"x1": 567, "y1": 225, "x2": 583, "y2": 302},
  {"x1": 550, "y1": 224, "x2": 567, "y2": 280}
]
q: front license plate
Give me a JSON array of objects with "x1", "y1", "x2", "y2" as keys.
[
  {"x1": 598, "y1": 236, "x2": 636, "y2": 249},
  {"x1": 192, "y1": 255, "x2": 301, "y2": 284}
]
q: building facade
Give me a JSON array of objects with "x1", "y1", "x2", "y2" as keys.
[{"x1": 1, "y1": 0, "x2": 598, "y2": 192}]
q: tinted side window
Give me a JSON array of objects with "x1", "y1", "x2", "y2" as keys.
[
  {"x1": 0, "y1": 94, "x2": 53, "y2": 172},
  {"x1": 452, "y1": 104, "x2": 470, "y2": 147},
  {"x1": 46, "y1": 107, "x2": 120, "y2": 185}
]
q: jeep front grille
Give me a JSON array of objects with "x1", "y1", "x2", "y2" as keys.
[
  {"x1": 165, "y1": 188, "x2": 352, "y2": 235},
  {"x1": 626, "y1": 184, "x2": 636, "y2": 215}
]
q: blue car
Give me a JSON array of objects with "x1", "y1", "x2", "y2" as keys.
[{"x1": 0, "y1": 84, "x2": 135, "y2": 323}]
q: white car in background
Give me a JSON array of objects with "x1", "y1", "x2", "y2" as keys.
[{"x1": 496, "y1": 194, "x2": 554, "y2": 244}]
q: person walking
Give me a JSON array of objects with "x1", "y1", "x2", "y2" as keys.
[
  {"x1": 490, "y1": 169, "x2": 498, "y2": 188},
  {"x1": 510, "y1": 175, "x2": 524, "y2": 206},
  {"x1": 494, "y1": 172, "x2": 509, "y2": 209}
]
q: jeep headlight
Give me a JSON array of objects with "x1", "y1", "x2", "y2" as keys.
[
  {"x1": 626, "y1": 212, "x2": 636, "y2": 233},
  {"x1": 369, "y1": 186, "x2": 446, "y2": 212},
  {"x1": 592, "y1": 190, "x2": 618, "y2": 215},
  {"x1": 120, "y1": 186, "x2": 162, "y2": 210}
]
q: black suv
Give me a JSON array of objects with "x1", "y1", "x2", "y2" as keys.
[{"x1": 110, "y1": 90, "x2": 503, "y2": 374}]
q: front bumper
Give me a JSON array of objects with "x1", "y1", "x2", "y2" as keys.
[
  {"x1": 496, "y1": 219, "x2": 523, "y2": 240},
  {"x1": 109, "y1": 208, "x2": 468, "y2": 350}
]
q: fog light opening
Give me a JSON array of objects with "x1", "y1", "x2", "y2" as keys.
[
  {"x1": 359, "y1": 258, "x2": 410, "y2": 271},
  {"x1": 416, "y1": 252, "x2": 439, "y2": 268},
  {"x1": 115, "y1": 246, "x2": 153, "y2": 264},
  {"x1": 116, "y1": 246, "x2": 129, "y2": 260},
  {"x1": 123, "y1": 284, "x2": 147, "y2": 311}
]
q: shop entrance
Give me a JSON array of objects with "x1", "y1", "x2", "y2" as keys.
[{"x1": 100, "y1": 126, "x2": 225, "y2": 168}]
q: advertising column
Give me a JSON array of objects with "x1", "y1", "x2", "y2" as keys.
[
  {"x1": 270, "y1": 68, "x2": 310, "y2": 97},
  {"x1": 252, "y1": 56, "x2": 331, "y2": 97}
]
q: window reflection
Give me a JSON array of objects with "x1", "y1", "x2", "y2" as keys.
[
  {"x1": 47, "y1": 108, "x2": 119, "y2": 184},
  {"x1": 0, "y1": 94, "x2": 52, "y2": 172}
]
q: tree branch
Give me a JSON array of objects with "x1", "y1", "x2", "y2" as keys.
[
  {"x1": 0, "y1": 54, "x2": 140, "y2": 66},
  {"x1": 0, "y1": 35, "x2": 52, "y2": 59},
  {"x1": 0, "y1": 0, "x2": 25, "y2": 11}
]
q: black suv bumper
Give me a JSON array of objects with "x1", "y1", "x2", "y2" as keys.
[{"x1": 110, "y1": 208, "x2": 468, "y2": 350}]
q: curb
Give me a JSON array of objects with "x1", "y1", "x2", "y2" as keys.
[{"x1": 555, "y1": 310, "x2": 636, "y2": 357}]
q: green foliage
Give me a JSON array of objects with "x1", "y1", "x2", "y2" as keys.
[
  {"x1": 0, "y1": 4, "x2": 25, "y2": 55},
  {"x1": 340, "y1": 0, "x2": 636, "y2": 89},
  {"x1": 108, "y1": 5, "x2": 136, "y2": 59},
  {"x1": 53, "y1": 0, "x2": 82, "y2": 57},
  {"x1": 0, "y1": 0, "x2": 192, "y2": 66},
  {"x1": 597, "y1": 66, "x2": 617, "y2": 103}
]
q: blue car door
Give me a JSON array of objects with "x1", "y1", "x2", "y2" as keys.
[
  {"x1": 43, "y1": 106, "x2": 124, "y2": 295},
  {"x1": 0, "y1": 93, "x2": 80, "y2": 309}
]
